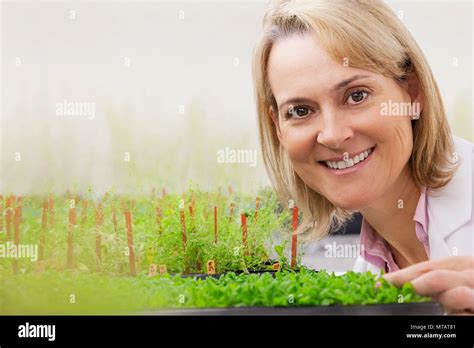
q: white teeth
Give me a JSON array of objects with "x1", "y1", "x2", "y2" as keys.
[{"x1": 324, "y1": 147, "x2": 374, "y2": 170}]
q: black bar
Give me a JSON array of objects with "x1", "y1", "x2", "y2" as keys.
[{"x1": 0, "y1": 315, "x2": 472, "y2": 346}]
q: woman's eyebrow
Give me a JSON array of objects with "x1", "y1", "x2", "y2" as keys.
[
  {"x1": 278, "y1": 74, "x2": 373, "y2": 110},
  {"x1": 330, "y1": 74, "x2": 372, "y2": 93},
  {"x1": 278, "y1": 97, "x2": 316, "y2": 110}
]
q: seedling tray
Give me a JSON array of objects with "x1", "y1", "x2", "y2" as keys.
[
  {"x1": 165, "y1": 271, "x2": 443, "y2": 315},
  {"x1": 147, "y1": 302, "x2": 444, "y2": 316}
]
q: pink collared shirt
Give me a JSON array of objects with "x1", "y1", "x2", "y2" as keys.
[{"x1": 359, "y1": 187, "x2": 430, "y2": 273}]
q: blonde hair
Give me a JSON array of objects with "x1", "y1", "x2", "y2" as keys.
[{"x1": 252, "y1": 0, "x2": 458, "y2": 239}]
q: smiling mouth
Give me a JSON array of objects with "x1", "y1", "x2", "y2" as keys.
[{"x1": 319, "y1": 146, "x2": 376, "y2": 170}]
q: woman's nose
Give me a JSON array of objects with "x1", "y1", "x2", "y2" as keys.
[{"x1": 316, "y1": 114, "x2": 354, "y2": 149}]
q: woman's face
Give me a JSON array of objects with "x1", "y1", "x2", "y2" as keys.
[{"x1": 267, "y1": 33, "x2": 419, "y2": 210}]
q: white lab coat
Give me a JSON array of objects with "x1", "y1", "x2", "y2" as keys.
[{"x1": 353, "y1": 135, "x2": 473, "y2": 274}]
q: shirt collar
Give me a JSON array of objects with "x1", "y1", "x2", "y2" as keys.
[{"x1": 359, "y1": 186, "x2": 429, "y2": 273}]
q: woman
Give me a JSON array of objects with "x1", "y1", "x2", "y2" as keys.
[{"x1": 252, "y1": 0, "x2": 473, "y2": 314}]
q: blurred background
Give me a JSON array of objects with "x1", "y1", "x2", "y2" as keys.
[
  {"x1": 1, "y1": 0, "x2": 472, "y2": 199},
  {"x1": 1, "y1": 0, "x2": 472, "y2": 273}
]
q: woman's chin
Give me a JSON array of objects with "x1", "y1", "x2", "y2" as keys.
[{"x1": 325, "y1": 193, "x2": 373, "y2": 211}]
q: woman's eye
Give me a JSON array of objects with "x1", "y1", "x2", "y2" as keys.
[
  {"x1": 286, "y1": 105, "x2": 311, "y2": 119},
  {"x1": 346, "y1": 90, "x2": 368, "y2": 105}
]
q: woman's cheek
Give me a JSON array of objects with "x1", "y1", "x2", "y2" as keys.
[
  {"x1": 282, "y1": 127, "x2": 316, "y2": 162},
  {"x1": 384, "y1": 117, "x2": 414, "y2": 162}
]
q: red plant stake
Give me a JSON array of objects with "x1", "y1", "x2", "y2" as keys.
[
  {"x1": 13, "y1": 206, "x2": 21, "y2": 274},
  {"x1": 0, "y1": 195, "x2": 3, "y2": 232},
  {"x1": 39, "y1": 200, "x2": 48, "y2": 261},
  {"x1": 241, "y1": 213, "x2": 249, "y2": 255},
  {"x1": 49, "y1": 194, "x2": 55, "y2": 228},
  {"x1": 95, "y1": 203, "x2": 104, "y2": 269},
  {"x1": 188, "y1": 203, "x2": 196, "y2": 235},
  {"x1": 112, "y1": 206, "x2": 118, "y2": 241},
  {"x1": 67, "y1": 202, "x2": 77, "y2": 269},
  {"x1": 155, "y1": 206, "x2": 162, "y2": 234},
  {"x1": 5, "y1": 196, "x2": 12, "y2": 240},
  {"x1": 124, "y1": 211, "x2": 136, "y2": 276},
  {"x1": 229, "y1": 202, "x2": 235, "y2": 220},
  {"x1": 291, "y1": 206, "x2": 299, "y2": 269},
  {"x1": 17, "y1": 195, "x2": 23, "y2": 223},
  {"x1": 191, "y1": 195, "x2": 196, "y2": 212},
  {"x1": 255, "y1": 196, "x2": 261, "y2": 215},
  {"x1": 80, "y1": 200, "x2": 88, "y2": 227},
  {"x1": 179, "y1": 210, "x2": 187, "y2": 250},
  {"x1": 41, "y1": 200, "x2": 48, "y2": 229},
  {"x1": 213, "y1": 206, "x2": 218, "y2": 244}
]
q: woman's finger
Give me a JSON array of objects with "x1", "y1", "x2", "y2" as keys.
[
  {"x1": 383, "y1": 256, "x2": 473, "y2": 287},
  {"x1": 435, "y1": 286, "x2": 474, "y2": 314},
  {"x1": 409, "y1": 269, "x2": 470, "y2": 296}
]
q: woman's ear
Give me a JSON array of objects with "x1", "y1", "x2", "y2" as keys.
[
  {"x1": 269, "y1": 106, "x2": 283, "y2": 142},
  {"x1": 406, "y1": 74, "x2": 424, "y2": 119}
]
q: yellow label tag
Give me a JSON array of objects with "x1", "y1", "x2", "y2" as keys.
[
  {"x1": 148, "y1": 264, "x2": 158, "y2": 277},
  {"x1": 207, "y1": 260, "x2": 216, "y2": 275},
  {"x1": 159, "y1": 264, "x2": 168, "y2": 274},
  {"x1": 272, "y1": 262, "x2": 281, "y2": 271}
]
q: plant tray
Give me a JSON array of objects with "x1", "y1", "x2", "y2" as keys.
[{"x1": 146, "y1": 302, "x2": 444, "y2": 315}]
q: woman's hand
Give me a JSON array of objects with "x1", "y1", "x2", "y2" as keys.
[{"x1": 383, "y1": 256, "x2": 474, "y2": 314}]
